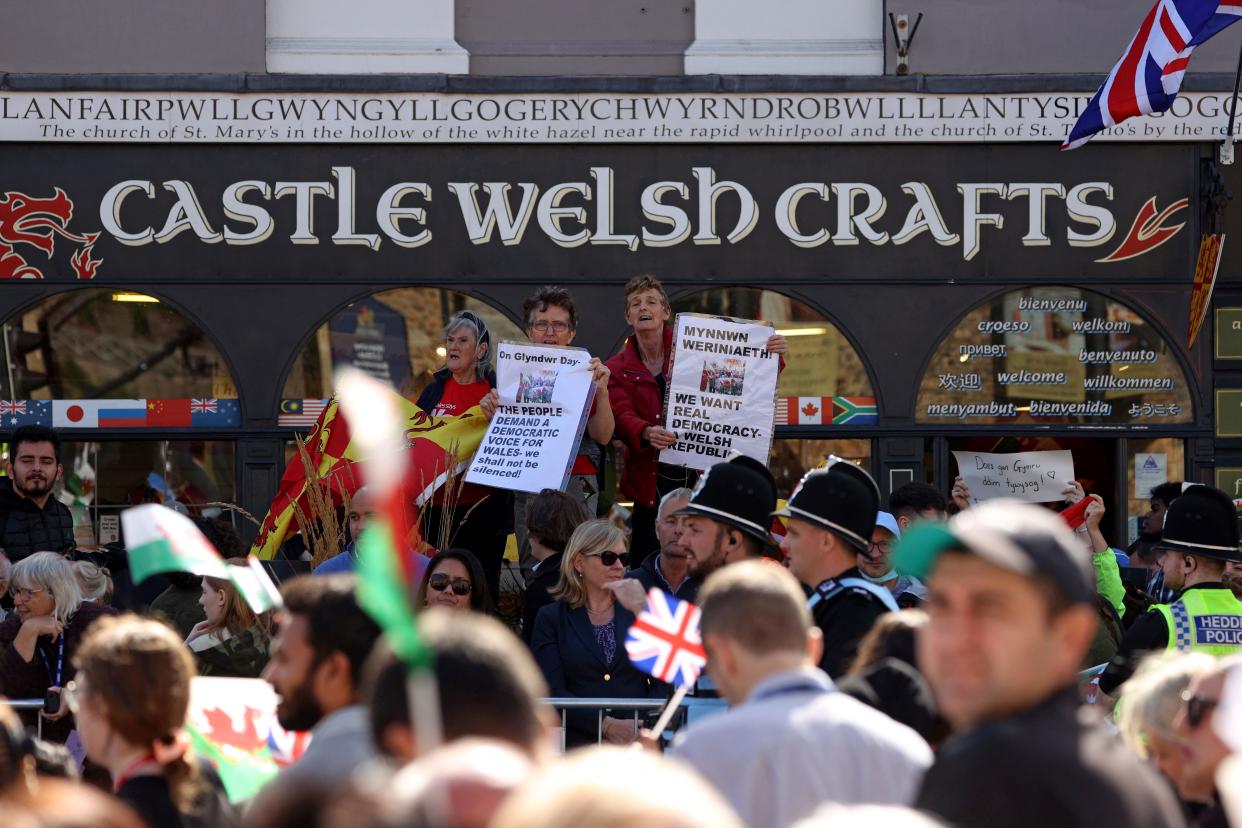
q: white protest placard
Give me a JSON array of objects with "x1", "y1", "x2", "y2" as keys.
[
  {"x1": 465, "y1": 341, "x2": 593, "y2": 494},
  {"x1": 660, "y1": 313, "x2": 779, "y2": 472},
  {"x1": 1134, "y1": 453, "x2": 1168, "y2": 498},
  {"x1": 952, "y1": 450, "x2": 1075, "y2": 504}
]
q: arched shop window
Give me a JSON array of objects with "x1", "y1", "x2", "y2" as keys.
[
  {"x1": 282, "y1": 288, "x2": 526, "y2": 412},
  {"x1": 672, "y1": 288, "x2": 876, "y2": 493},
  {"x1": 915, "y1": 287, "x2": 1193, "y2": 426},
  {"x1": 0, "y1": 289, "x2": 240, "y2": 546},
  {"x1": 918, "y1": 287, "x2": 1194, "y2": 548}
]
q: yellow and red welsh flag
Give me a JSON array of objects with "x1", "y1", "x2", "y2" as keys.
[{"x1": 249, "y1": 393, "x2": 488, "y2": 560}]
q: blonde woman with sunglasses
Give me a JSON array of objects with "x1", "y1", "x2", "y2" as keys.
[{"x1": 531, "y1": 519, "x2": 667, "y2": 748}]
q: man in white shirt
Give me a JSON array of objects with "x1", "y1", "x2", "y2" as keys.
[{"x1": 670, "y1": 560, "x2": 932, "y2": 828}]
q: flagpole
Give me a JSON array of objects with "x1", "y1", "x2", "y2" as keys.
[
  {"x1": 1224, "y1": 34, "x2": 1242, "y2": 164},
  {"x1": 648, "y1": 683, "x2": 691, "y2": 738}
]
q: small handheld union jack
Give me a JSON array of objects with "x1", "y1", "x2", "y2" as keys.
[{"x1": 625, "y1": 588, "x2": 707, "y2": 690}]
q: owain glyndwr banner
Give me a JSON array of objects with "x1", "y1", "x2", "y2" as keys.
[{"x1": 0, "y1": 143, "x2": 1194, "y2": 285}]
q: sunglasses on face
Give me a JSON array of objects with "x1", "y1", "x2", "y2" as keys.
[
  {"x1": 584, "y1": 550, "x2": 630, "y2": 567},
  {"x1": 1181, "y1": 691, "x2": 1219, "y2": 729},
  {"x1": 428, "y1": 574, "x2": 472, "y2": 596}
]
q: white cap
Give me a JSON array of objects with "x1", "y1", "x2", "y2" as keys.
[{"x1": 875, "y1": 511, "x2": 901, "y2": 538}]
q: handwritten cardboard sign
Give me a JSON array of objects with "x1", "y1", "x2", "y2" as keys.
[{"x1": 952, "y1": 449, "x2": 1075, "y2": 504}]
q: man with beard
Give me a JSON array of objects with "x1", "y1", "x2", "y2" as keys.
[
  {"x1": 676, "y1": 456, "x2": 778, "y2": 581},
  {"x1": 0, "y1": 426, "x2": 74, "y2": 562},
  {"x1": 261, "y1": 574, "x2": 381, "y2": 784}
]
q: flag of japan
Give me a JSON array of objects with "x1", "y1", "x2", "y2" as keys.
[{"x1": 53, "y1": 399, "x2": 147, "y2": 428}]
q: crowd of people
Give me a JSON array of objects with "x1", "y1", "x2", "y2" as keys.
[{"x1": 0, "y1": 276, "x2": 1239, "y2": 827}]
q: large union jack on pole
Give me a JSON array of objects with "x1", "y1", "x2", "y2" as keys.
[{"x1": 1064, "y1": 0, "x2": 1242, "y2": 149}]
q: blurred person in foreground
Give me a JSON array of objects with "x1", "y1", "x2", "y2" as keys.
[
  {"x1": 1117, "y1": 651, "x2": 1217, "y2": 818},
  {"x1": 1169, "y1": 655, "x2": 1242, "y2": 828},
  {"x1": 260, "y1": 575, "x2": 380, "y2": 785},
  {"x1": 0, "y1": 551, "x2": 116, "y2": 742},
  {"x1": 669, "y1": 560, "x2": 931, "y2": 828},
  {"x1": 363, "y1": 608, "x2": 552, "y2": 764},
  {"x1": 521, "y1": 489, "x2": 590, "y2": 645},
  {"x1": 894, "y1": 499, "x2": 1187, "y2": 828},
  {"x1": 1, "y1": 776, "x2": 148, "y2": 828},
  {"x1": 491, "y1": 745, "x2": 744, "y2": 828},
  {"x1": 792, "y1": 804, "x2": 946, "y2": 828},
  {"x1": 70, "y1": 615, "x2": 234, "y2": 828}
]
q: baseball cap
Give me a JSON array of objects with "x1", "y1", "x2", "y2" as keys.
[{"x1": 892, "y1": 499, "x2": 1094, "y2": 605}]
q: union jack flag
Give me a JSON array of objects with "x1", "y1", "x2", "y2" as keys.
[
  {"x1": 1064, "y1": 0, "x2": 1242, "y2": 149},
  {"x1": 625, "y1": 588, "x2": 707, "y2": 690},
  {"x1": 190, "y1": 398, "x2": 218, "y2": 414},
  {"x1": 0, "y1": 401, "x2": 27, "y2": 416}
]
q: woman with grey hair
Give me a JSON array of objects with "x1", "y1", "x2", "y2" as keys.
[
  {"x1": 416, "y1": 309, "x2": 510, "y2": 601},
  {"x1": 532, "y1": 519, "x2": 665, "y2": 748},
  {"x1": 0, "y1": 551, "x2": 116, "y2": 742},
  {"x1": 1116, "y1": 650, "x2": 1217, "y2": 807}
]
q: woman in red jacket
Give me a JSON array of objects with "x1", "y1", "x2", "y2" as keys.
[{"x1": 605, "y1": 275, "x2": 785, "y2": 562}]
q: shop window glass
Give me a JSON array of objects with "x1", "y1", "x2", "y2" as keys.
[
  {"x1": 1126, "y1": 438, "x2": 1184, "y2": 546},
  {"x1": 282, "y1": 288, "x2": 525, "y2": 405},
  {"x1": 770, "y1": 438, "x2": 871, "y2": 499},
  {"x1": 916, "y1": 287, "x2": 1193, "y2": 426},
  {"x1": 6, "y1": 439, "x2": 238, "y2": 547},
  {"x1": 0, "y1": 289, "x2": 236, "y2": 400},
  {"x1": 671, "y1": 288, "x2": 875, "y2": 420}
]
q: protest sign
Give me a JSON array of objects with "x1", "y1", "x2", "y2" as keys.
[
  {"x1": 952, "y1": 449, "x2": 1075, "y2": 504},
  {"x1": 186, "y1": 677, "x2": 310, "y2": 801},
  {"x1": 661, "y1": 313, "x2": 779, "y2": 472},
  {"x1": 465, "y1": 341, "x2": 594, "y2": 494}
]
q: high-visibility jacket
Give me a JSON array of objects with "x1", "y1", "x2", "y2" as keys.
[{"x1": 1152, "y1": 586, "x2": 1242, "y2": 654}]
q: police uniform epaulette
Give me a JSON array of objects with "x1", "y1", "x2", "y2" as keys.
[{"x1": 809, "y1": 576, "x2": 899, "y2": 613}]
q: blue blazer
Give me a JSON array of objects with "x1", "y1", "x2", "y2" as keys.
[{"x1": 532, "y1": 599, "x2": 666, "y2": 745}]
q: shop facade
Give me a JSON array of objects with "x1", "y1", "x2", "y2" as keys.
[{"x1": 0, "y1": 80, "x2": 1226, "y2": 548}]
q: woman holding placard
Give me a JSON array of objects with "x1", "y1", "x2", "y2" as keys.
[
  {"x1": 606, "y1": 275, "x2": 787, "y2": 562},
  {"x1": 416, "y1": 309, "x2": 509, "y2": 602}
]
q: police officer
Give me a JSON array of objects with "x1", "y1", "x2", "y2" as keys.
[
  {"x1": 676, "y1": 455, "x2": 778, "y2": 580},
  {"x1": 774, "y1": 458, "x2": 895, "y2": 679},
  {"x1": 1100, "y1": 484, "x2": 1242, "y2": 696}
]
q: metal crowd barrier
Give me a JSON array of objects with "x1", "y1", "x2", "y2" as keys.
[
  {"x1": 4, "y1": 699, "x2": 45, "y2": 739},
  {"x1": 544, "y1": 696, "x2": 727, "y2": 751}
]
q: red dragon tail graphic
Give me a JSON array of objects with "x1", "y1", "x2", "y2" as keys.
[{"x1": 0, "y1": 188, "x2": 103, "y2": 280}]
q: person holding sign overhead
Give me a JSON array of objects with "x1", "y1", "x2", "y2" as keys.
[
  {"x1": 775, "y1": 460, "x2": 896, "y2": 679},
  {"x1": 606, "y1": 274, "x2": 786, "y2": 563},
  {"x1": 484, "y1": 287, "x2": 615, "y2": 567}
]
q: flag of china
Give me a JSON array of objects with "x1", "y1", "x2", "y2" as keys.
[{"x1": 147, "y1": 399, "x2": 192, "y2": 427}]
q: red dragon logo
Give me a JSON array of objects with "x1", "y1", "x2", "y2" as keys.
[
  {"x1": 0, "y1": 188, "x2": 103, "y2": 280},
  {"x1": 1096, "y1": 196, "x2": 1189, "y2": 264}
]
